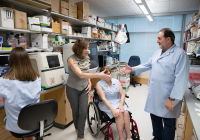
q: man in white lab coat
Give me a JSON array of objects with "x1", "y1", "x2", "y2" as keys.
[{"x1": 119, "y1": 28, "x2": 189, "y2": 140}]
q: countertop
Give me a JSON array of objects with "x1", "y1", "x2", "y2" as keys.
[{"x1": 184, "y1": 88, "x2": 200, "y2": 140}]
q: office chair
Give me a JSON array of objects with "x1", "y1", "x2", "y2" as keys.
[
  {"x1": 128, "y1": 56, "x2": 142, "y2": 87},
  {"x1": 10, "y1": 99, "x2": 58, "y2": 140}
]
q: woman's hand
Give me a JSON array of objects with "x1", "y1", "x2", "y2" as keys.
[
  {"x1": 98, "y1": 70, "x2": 112, "y2": 81},
  {"x1": 85, "y1": 83, "x2": 91, "y2": 94},
  {"x1": 111, "y1": 108, "x2": 119, "y2": 118},
  {"x1": 117, "y1": 104, "x2": 124, "y2": 113}
]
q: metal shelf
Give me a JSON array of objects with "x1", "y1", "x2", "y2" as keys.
[
  {"x1": 186, "y1": 17, "x2": 199, "y2": 31},
  {"x1": 184, "y1": 37, "x2": 200, "y2": 43},
  {"x1": 2, "y1": 0, "x2": 117, "y2": 32},
  {"x1": 2, "y1": 0, "x2": 49, "y2": 16},
  {"x1": 0, "y1": 48, "x2": 43, "y2": 54}
]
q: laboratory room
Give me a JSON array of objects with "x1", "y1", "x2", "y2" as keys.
[{"x1": 0, "y1": 0, "x2": 200, "y2": 140}]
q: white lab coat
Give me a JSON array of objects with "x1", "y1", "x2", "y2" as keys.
[{"x1": 135, "y1": 44, "x2": 189, "y2": 118}]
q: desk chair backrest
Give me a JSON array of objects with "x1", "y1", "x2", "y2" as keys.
[
  {"x1": 18, "y1": 99, "x2": 58, "y2": 130},
  {"x1": 128, "y1": 56, "x2": 141, "y2": 67}
]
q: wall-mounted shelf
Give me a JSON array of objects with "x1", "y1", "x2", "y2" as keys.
[
  {"x1": 0, "y1": 48, "x2": 44, "y2": 54},
  {"x1": 186, "y1": 17, "x2": 199, "y2": 31},
  {"x1": 2, "y1": 0, "x2": 117, "y2": 32},
  {"x1": 184, "y1": 37, "x2": 200, "y2": 43}
]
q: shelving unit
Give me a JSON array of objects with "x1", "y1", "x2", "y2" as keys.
[
  {"x1": 186, "y1": 17, "x2": 199, "y2": 31},
  {"x1": 184, "y1": 36, "x2": 200, "y2": 43},
  {"x1": 0, "y1": 0, "x2": 117, "y2": 43}
]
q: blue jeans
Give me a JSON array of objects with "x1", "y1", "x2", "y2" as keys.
[{"x1": 150, "y1": 114, "x2": 176, "y2": 140}]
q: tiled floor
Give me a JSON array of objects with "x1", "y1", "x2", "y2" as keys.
[{"x1": 44, "y1": 84, "x2": 175, "y2": 140}]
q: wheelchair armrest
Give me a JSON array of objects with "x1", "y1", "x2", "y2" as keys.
[{"x1": 125, "y1": 95, "x2": 129, "y2": 98}]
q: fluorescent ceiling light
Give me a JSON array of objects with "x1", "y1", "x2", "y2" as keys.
[
  {"x1": 135, "y1": 0, "x2": 142, "y2": 4},
  {"x1": 146, "y1": 15, "x2": 153, "y2": 21},
  {"x1": 139, "y1": 5, "x2": 149, "y2": 15}
]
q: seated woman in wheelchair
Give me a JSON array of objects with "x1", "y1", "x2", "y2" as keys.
[{"x1": 96, "y1": 66, "x2": 132, "y2": 140}]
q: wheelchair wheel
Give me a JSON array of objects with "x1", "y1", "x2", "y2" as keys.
[{"x1": 87, "y1": 102, "x2": 101, "y2": 137}]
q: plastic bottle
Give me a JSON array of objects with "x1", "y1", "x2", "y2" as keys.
[
  {"x1": 19, "y1": 33, "x2": 27, "y2": 49},
  {"x1": 7, "y1": 32, "x2": 17, "y2": 48},
  {"x1": 15, "y1": 34, "x2": 20, "y2": 47}
]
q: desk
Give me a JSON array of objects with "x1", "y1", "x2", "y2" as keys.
[
  {"x1": 176, "y1": 88, "x2": 200, "y2": 140},
  {"x1": 184, "y1": 88, "x2": 200, "y2": 140},
  {"x1": 0, "y1": 84, "x2": 73, "y2": 130},
  {"x1": 40, "y1": 84, "x2": 73, "y2": 129}
]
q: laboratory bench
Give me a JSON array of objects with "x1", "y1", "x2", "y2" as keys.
[{"x1": 176, "y1": 88, "x2": 200, "y2": 140}]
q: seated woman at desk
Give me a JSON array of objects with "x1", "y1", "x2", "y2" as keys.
[
  {"x1": 66, "y1": 39, "x2": 110, "y2": 140},
  {"x1": 96, "y1": 66, "x2": 132, "y2": 140},
  {"x1": 0, "y1": 47, "x2": 41, "y2": 140}
]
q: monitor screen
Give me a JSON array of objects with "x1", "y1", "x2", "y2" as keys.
[{"x1": 46, "y1": 55, "x2": 60, "y2": 68}]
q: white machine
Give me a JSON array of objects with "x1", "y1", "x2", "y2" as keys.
[
  {"x1": 29, "y1": 52, "x2": 66, "y2": 89},
  {"x1": 63, "y1": 43, "x2": 74, "y2": 73}
]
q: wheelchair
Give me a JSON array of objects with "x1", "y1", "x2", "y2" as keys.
[{"x1": 87, "y1": 87, "x2": 140, "y2": 140}]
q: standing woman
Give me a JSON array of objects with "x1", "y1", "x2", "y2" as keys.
[
  {"x1": 0, "y1": 47, "x2": 41, "y2": 140},
  {"x1": 66, "y1": 39, "x2": 110, "y2": 140}
]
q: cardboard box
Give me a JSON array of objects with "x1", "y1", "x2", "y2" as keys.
[
  {"x1": 14, "y1": 10, "x2": 27, "y2": 30},
  {"x1": 121, "y1": 78, "x2": 130, "y2": 88},
  {"x1": 88, "y1": 15, "x2": 96, "y2": 25},
  {"x1": 0, "y1": 108, "x2": 6, "y2": 126},
  {"x1": 68, "y1": 1, "x2": 77, "y2": 18},
  {"x1": 76, "y1": 1, "x2": 89, "y2": 20},
  {"x1": 61, "y1": 1, "x2": 69, "y2": 9},
  {"x1": 91, "y1": 27, "x2": 98, "y2": 38},
  {"x1": 107, "y1": 35, "x2": 112, "y2": 40},
  {"x1": 191, "y1": 27, "x2": 198, "y2": 32},
  {"x1": 60, "y1": 20, "x2": 69, "y2": 34},
  {"x1": 111, "y1": 68, "x2": 119, "y2": 79},
  {"x1": 28, "y1": 24, "x2": 41, "y2": 31},
  {"x1": 40, "y1": 27, "x2": 52, "y2": 32},
  {"x1": 16, "y1": 0, "x2": 51, "y2": 9},
  {"x1": 34, "y1": 16, "x2": 48, "y2": 23},
  {"x1": 0, "y1": 7, "x2": 14, "y2": 28},
  {"x1": 51, "y1": 0, "x2": 60, "y2": 13},
  {"x1": 31, "y1": 34, "x2": 48, "y2": 49},
  {"x1": 197, "y1": 29, "x2": 200, "y2": 37},
  {"x1": 0, "y1": 124, "x2": 12, "y2": 140},
  {"x1": 50, "y1": 18, "x2": 60, "y2": 34},
  {"x1": 190, "y1": 14, "x2": 197, "y2": 24},
  {"x1": 60, "y1": 8, "x2": 69, "y2": 16},
  {"x1": 82, "y1": 26, "x2": 91, "y2": 37}
]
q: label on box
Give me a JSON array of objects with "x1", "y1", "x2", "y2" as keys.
[{"x1": 63, "y1": 25, "x2": 68, "y2": 31}]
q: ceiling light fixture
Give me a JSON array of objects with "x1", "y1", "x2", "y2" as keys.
[
  {"x1": 139, "y1": 5, "x2": 149, "y2": 15},
  {"x1": 146, "y1": 15, "x2": 153, "y2": 21},
  {"x1": 134, "y1": 0, "x2": 154, "y2": 21}
]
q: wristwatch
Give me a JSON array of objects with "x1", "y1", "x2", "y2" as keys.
[{"x1": 168, "y1": 97, "x2": 175, "y2": 101}]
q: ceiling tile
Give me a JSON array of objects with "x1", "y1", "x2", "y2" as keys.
[
  {"x1": 111, "y1": 6, "x2": 135, "y2": 15},
  {"x1": 188, "y1": 0, "x2": 200, "y2": 11},
  {"x1": 129, "y1": 4, "x2": 144, "y2": 14},
  {"x1": 150, "y1": 7, "x2": 169, "y2": 13},
  {"x1": 123, "y1": 0, "x2": 137, "y2": 5},
  {"x1": 89, "y1": 7, "x2": 122, "y2": 17},
  {"x1": 100, "y1": 0, "x2": 127, "y2": 7},
  {"x1": 72, "y1": 0, "x2": 109, "y2": 8},
  {"x1": 170, "y1": 0, "x2": 193, "y2": 12},
  {"x1": 147, "y1": 1, "x2": 169, "y2": 8}
]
